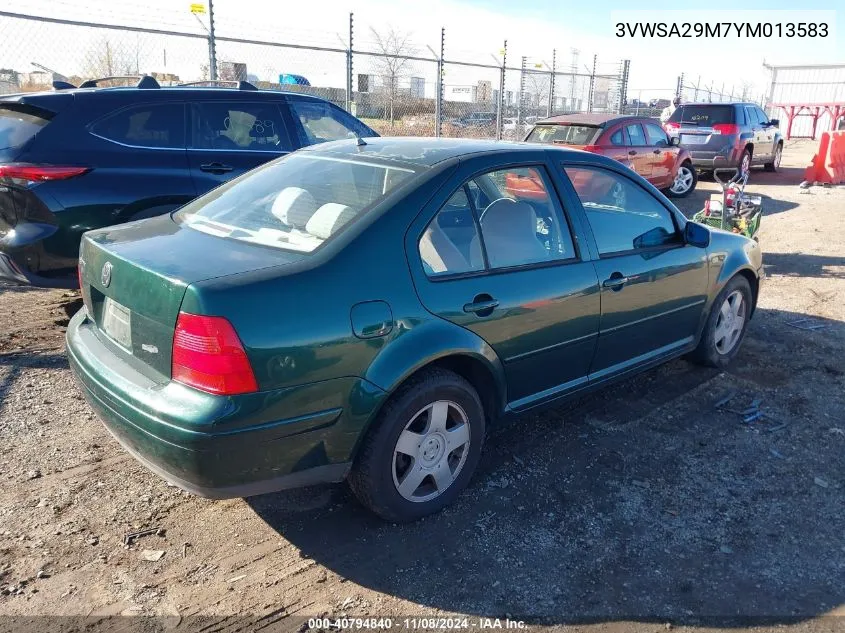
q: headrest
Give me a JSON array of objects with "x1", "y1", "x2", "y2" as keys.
[
  {"x1": 482, "y1": 198, "x2": 537, "y2": 235},
  {"x1": 271, "y1": 187, "x2": 318, "y2": 229},
  {"x1": 305, "y1": 203, "x2": 356, "y2": 240}
]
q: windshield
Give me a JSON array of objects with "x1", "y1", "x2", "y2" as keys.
[
  {"x1": 176, "y1": 153, "x2": 418, "y2": 252},
  {"x1": 525, "y1": 124, "x2": 601, "y2": 145},
  {"x1": 669, "y1": 105, "x2": 735, "y2": 126}
]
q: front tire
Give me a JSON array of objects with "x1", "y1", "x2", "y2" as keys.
[
  {"x1": 689, "y1": 276, "x2": 752, "y2": 368},
  {"x1": 764, "y1": 143, "x2": 783, "y2": 172},
  {"x1": 666, "y1": 162, "x2": 698, "y2": 198},
  {"x1": 348, "y1": 368, "x2": 486, "y2": 522}
]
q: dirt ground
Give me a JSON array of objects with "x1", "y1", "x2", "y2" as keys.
[{"x1": 1, "y1": 140, "x2": 844, "y2": 632}]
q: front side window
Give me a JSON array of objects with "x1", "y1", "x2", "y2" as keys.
[
  {"x1": 91, "y1": 103, "x2": 185, "y2": 149},
  {"x1": 177, "y1": 154, "x2": 417, "y2": 252},
  {"x1": 193, "y1": 102, "x2": 288, "y2": 150},
  {"x1": 644, "y1": 122, "x2": 669, "y2": 146},
  {"x1": 419, "y1": 165, "x2": 575, "y2": 276},
  {"x1": 288, "y1": 100, "x2": 370, "y2": 147},
  {"x1": 755, "y1": 107, "x2": 770, "y2": 125},
  {"x1": 564, "y1": 165, "x2": 680, "y2": 255}
]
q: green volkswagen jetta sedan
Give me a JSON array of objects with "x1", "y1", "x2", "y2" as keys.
[{"x1": 67, "y1": 137, "x2": 763, "y2": 522}]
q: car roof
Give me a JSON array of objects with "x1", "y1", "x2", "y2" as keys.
[
  {"x1": 299, "y1": 136, "x2": 581, "y2": 167},
  {"x1": 535, "y1": 113, "x2": 654, "y2": 127},
  {"x1": 676, "y1": 102, "x2": 752, "y2": 107},
  {"x1": 1, "y1": 85, "x2": 326, "y2": 102}
]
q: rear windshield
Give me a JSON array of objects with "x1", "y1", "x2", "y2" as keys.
[
  {"x1": 0, "y1": 104, "x2": 51, "y2": 151},
  {"x1": 669, "y1": 105, "x2": 735, "y2": 126},
  {"x1": 176, "y1": 153, "x2": 418, "y2": 253},
  {"x1": 525, "y1": 124, "x2": 601, "y2": 145}
]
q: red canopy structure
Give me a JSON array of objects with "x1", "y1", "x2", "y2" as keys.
[{"x1": 770, "y1": 103, "x2": 845, "y2": 140}]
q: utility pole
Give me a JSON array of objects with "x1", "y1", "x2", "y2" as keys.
[
  {"x1": 207, "y1": 0, "x2": 218, "y2": 80},
  {"x1": 569, "y1": 47, "x2": 579, "y2": 109}
]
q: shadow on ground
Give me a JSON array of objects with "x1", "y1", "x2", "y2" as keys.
[
  {"x1": 248, "y1": 307, "x2": 845, "y2": 625},
  {"x1": 764, "y1": 253, "x2": 845, "y2": 280}
]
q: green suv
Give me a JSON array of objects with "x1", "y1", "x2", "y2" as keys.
[{"x1": 67, "y1": 137, "x2": 764, "y2": 522}]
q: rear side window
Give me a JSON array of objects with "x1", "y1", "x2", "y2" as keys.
[
  {"x1": 669, "y1": 105, "x2": 735, "y2": 126},
  {"x1": 609, "y1": 128, "x2": 626, "y2": 146},
  {"x1": 288, "y1": 100, "x2": 371, "y2": 147},
  {"x1": 0, "y1": 105, "x2": 51, "y2": 151},
  {"x1": 525, "y1": 124, "x2": 600, "y2": 145},
  {"x1": 177, "y1": 153, "x2": 417, "y2": 253},
  {"x1": 744, "y1": 107, "x2": 759, "y2": 125},
  {"x1": 91, "y1": 103, "x2": 185, "y2": 149},
  {"x1": 192, "y1": 101, "x2": 290, "y2": 151}
]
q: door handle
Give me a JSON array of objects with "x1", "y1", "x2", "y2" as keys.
[
  {"x1": 463, "y1": 297, "x2": 499, "y2": 315},
  {"x1": 628, "y1": 150, "x2": 637, "y2": 156},
  {"x1": 200, "y1": 162, "x2": 234, "y2": 174},
  {"x1": 602, "y1": 274, "x2": 630, "y2": 290},
  {"x1": 653, "y1": 149, "x2": 661, "y2": 154}
]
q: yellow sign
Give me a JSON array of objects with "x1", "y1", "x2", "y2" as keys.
[
  {"x1": 190, "y1": 3, "x2": 206, "y2": 14},
  {"x1": 534, "y1": 63, "x2": 543, "y2": 69},
  {"x1": 498, "y1": 48, "x2": 506, "y2": 56}
]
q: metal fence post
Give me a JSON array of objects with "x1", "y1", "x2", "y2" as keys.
[
  {"x1": 618, "y1": 59, "x2": 630, "y2": 114},
  {"x1": 496, "y1": 40, "x2": 506, "y2": 140},
  {"x1": 547, "y1": 49, "x2": 555, "y2": 117},
  {"x1": 588, "y1": 54, "x2": 596, "y2": 112},
  {"x1": 436, "y1": 27, "x2": 444, "y2": 138},
  {"x1": 345, "y1": 12, "x2": 353, "y2": 113},
  {"x1": 676, "y1": 73, "x2": 684, "y2": 99},
  {"x1": 207, "y1": 0, "x2": 218, "y2": 80},
  {"x1": 518, "y1": 56, "x2": 526, "y2": 126},
  {"x1": 694, "y1": 75, "x2": 700, "y2": 102}
]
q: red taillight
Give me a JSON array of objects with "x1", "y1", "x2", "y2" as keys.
[
  {"x1": 581, "y1": 145, "x2": 601, "y2": 153},
  {"x1": 664, "y1": 122, "x2": 680, "y2": 133},
  {"x1": 712, "y1": 123, "x2": 739, "y2": 135},
  {"x1": 172, "y1": 312, "x2": 258, "y2": 396},
  {"x1": 0, "y1": 164, "x2": 89, "y2": 184}
]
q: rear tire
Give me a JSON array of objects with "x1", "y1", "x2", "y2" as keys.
[
  {"x1": 348, "y1": 368, "x2": 486, "y2": 522},
  {"x1": 739, "y1": 148, "x2": 753, "y2": 177},
  {"x1": 689, "y1": 276, "x2": 753, "y2": 368},
  {"x1": 764, "y1": 143, "x2": 783, "y2": 172}
]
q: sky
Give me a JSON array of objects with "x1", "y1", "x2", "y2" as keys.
[{"x1": 1, "y1": 0, "x2": 842, "y2": 101}]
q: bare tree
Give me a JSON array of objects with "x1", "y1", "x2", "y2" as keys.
[
  {"x1": 523, "y1": 71, "x2": 550, "y2": 114},
  {"x1": 368, "y1": 27, "x2": 417, "y2": 128},
  {"x1": 83, "y1": 37, "x2": 136, "y2": 79}
]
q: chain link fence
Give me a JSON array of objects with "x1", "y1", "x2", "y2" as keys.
[{"x1": 0, "y1": 8, "x2": 627, "y2": 140}]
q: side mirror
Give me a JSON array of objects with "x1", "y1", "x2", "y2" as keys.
[
  {"x1": 684, "y1": 220, "x2": 710, "y2": 248},
  {"x1": 769, "y1": 118, "x2": 780, "y2": 127},
  {"x1": 670, "y1": 136, "x2": 681, "y2": 146}
]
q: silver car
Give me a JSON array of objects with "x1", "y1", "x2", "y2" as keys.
[{"x1": 664, "y1": 103, "x2": 783, "y2": 176}]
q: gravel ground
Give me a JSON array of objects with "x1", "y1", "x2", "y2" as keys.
[{"x1": 0, "y1": 140, "x2": 844, "y2": 632}]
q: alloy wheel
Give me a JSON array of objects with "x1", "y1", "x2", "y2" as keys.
[
  {"x1": 670, "y1": 166, "x2": 694, "y2": 194},
  {"x1": 714, "y1": 290, "x2": 746, "y2": 355},
  {"x1": 740, "y1": 152, "x2": 751, "y2": 176},
  {"x1": 392, "y1": 400, "x2": 471, "y2": 503},
  {"x1": 774, "y1": 145, "x2": 782, "y2": 168}
]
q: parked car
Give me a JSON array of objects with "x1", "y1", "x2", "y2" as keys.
[
  {"x1": 67, "y1": 137, "x2": 763, "y2": 522},
  {"x1": 525, "y1": 113, "x2": 698, "y2": 198},
  {"x1": 453, "y1": 112, "x2": 497, "y2": 130},
  {"x1": 0, "y1": 76, "x2": 377, "y2": 288},
  {"x1": 663, "y1": 102, "x2": 782, "y2": 177}
]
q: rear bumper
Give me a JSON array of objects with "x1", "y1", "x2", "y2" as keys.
[
  {"x1": 688, "y1": 142, "x2": 744, "y2": 171},
  {"x1": 66, "y1": 309, "x2": 386, "y2": 498}
]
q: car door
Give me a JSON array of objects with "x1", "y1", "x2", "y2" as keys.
[
  {"x1": 599, "y1": 124, "x2": 632, "y2": 169},
  {"x1": 187, "y1": 100, "x2": 294, "y2": 194},
  {"x1": 755, "y1": 106, "x2": 776, "y2": 159},
  {"x1": 643, "y1": 121, "x2": 675, "y2": 188},
  {"x1": 624, "y1": 122, "x2": 652, "y2": 179},
  {"x1": 407, "y1": 157, "x2": 601, "y2": 410},
  {"x1": 743, "y1": 106, "x2": 768, "y2": 163},
  {"x1": 560, "y1": 162, "x2": 709, "y2": 380}
]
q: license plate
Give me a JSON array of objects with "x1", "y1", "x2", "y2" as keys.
[
  {"x1": 102, "y1": 297, "x2": 132, "y2": 350},
  {"x1": 680, "y1": 134, "x2": 707, "y2": 145}
]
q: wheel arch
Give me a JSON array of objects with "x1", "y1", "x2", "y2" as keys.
[{"x1": 355, "y1": 322, "x2": 507, "y2": 458}]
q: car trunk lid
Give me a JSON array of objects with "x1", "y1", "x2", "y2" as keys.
[{"x1": 79, "y1": 213, "x2": 306, "y2": 380}]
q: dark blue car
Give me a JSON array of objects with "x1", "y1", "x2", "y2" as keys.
[{"x1": 0, "y1": 76, "x2": 377, "y2": 287}]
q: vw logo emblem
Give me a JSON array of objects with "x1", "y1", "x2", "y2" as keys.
[{"x1": 101, "y1": 261, "x2": 113, "y2": 288}]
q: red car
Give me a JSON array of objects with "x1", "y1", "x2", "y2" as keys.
[{"x1": 524, "y1": 114, "x2": 697, "y2": 198}]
